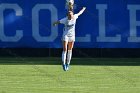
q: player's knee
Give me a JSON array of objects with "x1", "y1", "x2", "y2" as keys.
[
  {"x1": 63, "y1": 48, "x2": 67, "y2": 51},
  {"x1": 68, "y1": 49, "x2": 72, "y2": 52},
  {"x1": 68, "y1": 47, "x2": 73, "y2": 50}
]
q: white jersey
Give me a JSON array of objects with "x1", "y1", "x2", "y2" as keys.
[{"x1": 59, "y1": 14, "x2": 79, "y2": 37}]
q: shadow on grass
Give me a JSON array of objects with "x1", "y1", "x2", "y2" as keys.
[{"x1": 0, "y1": 57, "x2": 140, "y2": 66}]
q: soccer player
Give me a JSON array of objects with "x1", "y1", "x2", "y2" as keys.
[
  {"x1": 53, "y1": 7, "x2": 86, "y2": 71},
  {"x1": 66, "y1": 0, "x2": 74, "y2": 11}
]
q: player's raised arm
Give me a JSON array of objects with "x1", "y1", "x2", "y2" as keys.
[{"x1": 77, "y1": 7, "x2": 86, "y2": 16}]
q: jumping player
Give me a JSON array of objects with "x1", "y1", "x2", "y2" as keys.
[{"x1": 53, "y1": 7, "x2": 86, "y2": 71}]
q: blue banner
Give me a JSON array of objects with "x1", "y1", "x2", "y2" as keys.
[{"x1": 0, "y1": 0, "x2": 140, "y2": 48}]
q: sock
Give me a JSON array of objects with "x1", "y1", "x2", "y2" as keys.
[
  {"x1": 62, "y1": 51, "x2": 67, "y2": 64},
  {"x1": 67, "y1": 50, "x2": 72, "y2": 65}
]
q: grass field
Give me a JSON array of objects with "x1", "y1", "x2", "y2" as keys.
[{"x1": 0, "y1": 57, "x2": 140, "y2": 93}]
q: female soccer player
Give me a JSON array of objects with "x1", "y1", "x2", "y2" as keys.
[
  {"x1": 53, "y1": 7, "x2": 86, "y2": 71},
  {"x1": 66, "y1": 0, "x2": 74, "y2": 11}
]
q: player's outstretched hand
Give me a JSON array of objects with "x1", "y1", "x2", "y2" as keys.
[
  {"x1": 53, "y1": 21, "x2": 60, "y2": 26},
  {"x1": 83, "y1": 7, "x2": 86, "y2": 9},
  {"x1": 82, "y1": 7, "x2": 86, "y2": 10},
  {"x1": 53, "y1": 22, "x2": 57, "y2": 26}
]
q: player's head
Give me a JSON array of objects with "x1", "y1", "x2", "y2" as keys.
[{"x1": 67, "y1": 11, "x2": 74, "y2": 19}]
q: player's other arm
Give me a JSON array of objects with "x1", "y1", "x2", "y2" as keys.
[
  {"x1": 53, "y1": 17, "x2": 66, "y2": 26},
  {"x1": 53, "y1": 21, "x2": 60, "y2": 26},
  {"x1": 77, "y1": 7, "x2": 86, "y2": 16}
]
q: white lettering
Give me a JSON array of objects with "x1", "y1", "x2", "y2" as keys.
[
  {"x1": 96, "y1": 4, "x2": 121, "y2": 42},
  {"x1": 32, "y1": 4, "x2": 58, "y2": 42},
  {"x1": 128, "y1": 5, "x2": 140, "y2": 42},
  {"x1": 0, "y1": 4, "x2": 23, "y2": 42}
]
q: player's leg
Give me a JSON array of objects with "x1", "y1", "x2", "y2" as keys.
[
  {"x1": 62, "y1": 40, "x2": 68, "y2": 71},
  {"x1": 66, "y1": 41, "x2": 74, "y2": 70}
]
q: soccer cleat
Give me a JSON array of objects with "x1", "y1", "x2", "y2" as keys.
[
  {"x1": 66, "y1": 64, "x2": 70, "y2": 71},
  {"x1": 62, "y1": 64, "x2": 67, "y2": 71}
]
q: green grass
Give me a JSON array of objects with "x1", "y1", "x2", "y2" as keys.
[{"x1": 0, "y1": 57, "x2": 140, "y2": 93}]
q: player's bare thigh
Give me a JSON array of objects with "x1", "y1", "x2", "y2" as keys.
[
  {"x1": 62, "y1": 36, "x2": 75, "y2": 51},
  {"x1": 68, "y1": 41, "x2": 74, "y2": 50},
  {"x1": 62, "y1": 41, "x2": 68, "y2": 51}
]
